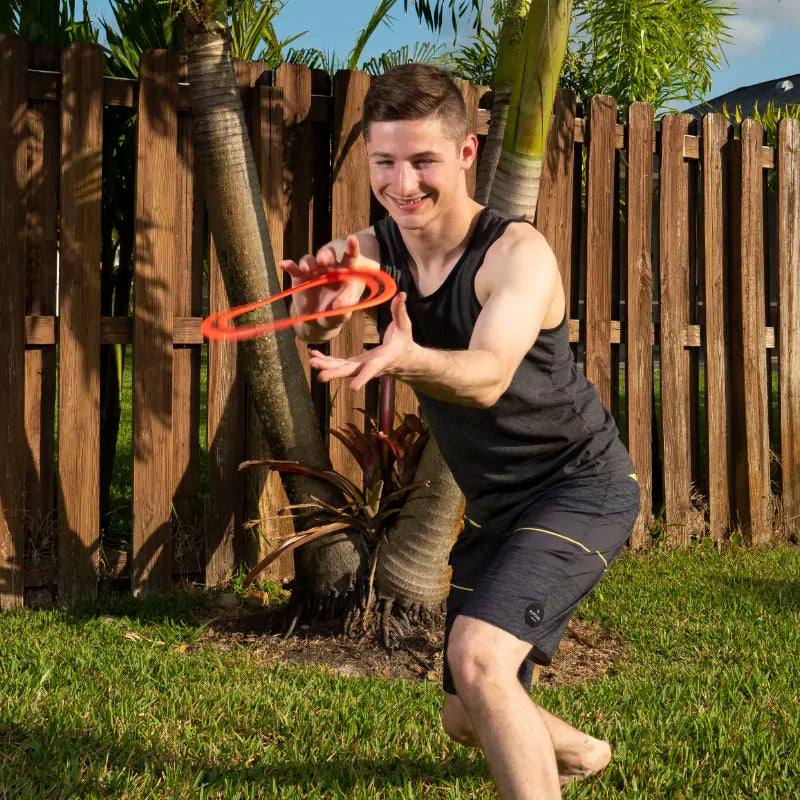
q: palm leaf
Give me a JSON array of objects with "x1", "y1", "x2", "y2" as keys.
[
  {"x1": 238, "y1": 458, "x2": 366, "y2": 506},
  {"x1": 346, "y1": 0, "x2": 398, "y2": 70}
]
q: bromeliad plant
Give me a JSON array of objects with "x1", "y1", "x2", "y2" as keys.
[{"x1": 240, "y1": 411, "x2": 431, "y2": 597}]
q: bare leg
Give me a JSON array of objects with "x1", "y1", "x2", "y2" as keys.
[
  {"x1": 443, "y1": 694, "x2": 611, "y2": 788},
  {"x1": 446, "y1": 616, "x2": 562, "y2": 799},
  {"x1": 443, "y1": 618, "x2": 611, "y2": 793}
]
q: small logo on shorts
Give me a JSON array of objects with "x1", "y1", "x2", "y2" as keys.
[{"x1": 524, "y1": 602, "x2": 544, "y2": 627}]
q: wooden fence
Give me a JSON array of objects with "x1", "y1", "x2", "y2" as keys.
[{"x1": 1, "y1": 37, "x2": 799, "y2": 607}]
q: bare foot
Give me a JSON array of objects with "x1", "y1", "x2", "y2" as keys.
[{"x1": 557, "y1": 737, "x2": 611, "y2": 788}]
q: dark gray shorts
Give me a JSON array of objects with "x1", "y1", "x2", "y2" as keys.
[{"x1": 443, "y1": 472, "x2": 640, "y2": 695}]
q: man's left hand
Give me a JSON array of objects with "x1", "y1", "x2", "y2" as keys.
[{"x1": 309, "y1": 292, "x2": 415, "y2": 391}]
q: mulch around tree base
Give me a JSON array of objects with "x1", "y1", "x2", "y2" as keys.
[{"x1": 199, "y1": 596, "x2": 625, "y2": 689}]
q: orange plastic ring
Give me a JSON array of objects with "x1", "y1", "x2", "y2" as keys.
[{"x1": 201, "y1": 267, "x2": 397, "y2": 342}]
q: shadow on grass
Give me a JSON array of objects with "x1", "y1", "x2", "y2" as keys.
[
  {"x1": 719, "y1": 576, "x2": 800, "y2": 612},
  {"x1": 0, "y1": 720, "x2": 490, "y2": 797},
  {"x1": 61, "y1": 584, "x2": 214, "y2": 627}
]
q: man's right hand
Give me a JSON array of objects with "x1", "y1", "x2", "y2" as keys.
[{"x1": 278, "y1": 235, "x2": 380, "y2": 341}]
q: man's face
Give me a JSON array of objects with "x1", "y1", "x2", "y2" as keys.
[{"x1": 364, "y1": 117, "x2": 475, "y2": 231}]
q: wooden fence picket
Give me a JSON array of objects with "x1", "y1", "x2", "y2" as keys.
[
  {"x1": 537, "y1": 89, "x2": 578, "y2": 315},
  {"x1": 132, "y1": 50, "x2": 179, "y2": 595},
  {"x1": 0, "y1": 35, "x2": 28, "y2": 609},
  {"x1": 729, "y1": 121, "x2": 772, "y2": 545},
  {"x1": 585, "y1": 95, "x2": 617, "y2": 409},
  {"x1": 778, "y1": 118, "x2": 800, "y2": 534},
  {"x1": 330, "y1": 69, "x2": 372, "y2": 484},
  {"x1": 659, "y1": 114, "x2": 693, "y2": 546},
  {"x1": 172, "y1": 55, "x2": 203, "y2": 575},
  {"x1": 702, "y1": 114, "x2": 734, "y2": 542},
  {"x1": 23, "y1": 44, "x2": 59, "y2": 551},
  {"x1": 625, "y1": 102, "x2": 655, "y2": 548},
  {"x1": 57, "y1": 42, "x2": 104, "y2": 602},
  {"x1": 245, "y1": 80, "x2": 294, "y2": 581}
]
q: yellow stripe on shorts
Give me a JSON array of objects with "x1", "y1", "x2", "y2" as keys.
[{"x1": 515, "y1": 525, "x2": 609, "y2": 570}]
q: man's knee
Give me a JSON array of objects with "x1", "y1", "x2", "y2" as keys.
[
  {"x1": 446, "y1": 616, "x2": 527, "y2": 698},
  {"x1": 441, "y1": 694, "x2": 480, "y2": 747}
]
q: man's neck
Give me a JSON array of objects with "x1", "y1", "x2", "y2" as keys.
[{"x1": 400, "y1": 198, "x2": 484, "y2": 279}]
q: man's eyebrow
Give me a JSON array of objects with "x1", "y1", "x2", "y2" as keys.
[{"x1": 368, "y1": 150, "x2": 441, "y2": 159}]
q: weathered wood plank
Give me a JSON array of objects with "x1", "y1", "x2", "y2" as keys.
[
  {"x1": 132, "y1": 50, "x2": 179, "y2": 594},
  {"x1": 309, "y1": 68, "x2": 333, "y2": 435},
  {"x1": 171, "y1": 55, "x2": 203, "y2": 573},
  {"x1": 330, "y1": 69, "x2": 372, "y2": 484},
  {"x1": 728, "y1": 122, "x2": 772, "y2": 545},
  {"x1": 57, "y1": 44, "x2": 104, "y2": 601},
  {"x1": 702, "y1": 114, "x2": 733, "y2": 542},
  {"x1": 585, "y1": 95, "x2": 617, "y2": 408},
  {"x1": 778, "y1": 118, "x2": 800, "y2": 533},
  {"x1": 659, "y1": 114, "x2": 693, "y2": 547},
  {"x1": 625, "y1": 102, "x2": 654, "y2": 549},
  {"x1": 24, "y1": 44, "x2": 59, "y2": 549},
  {"x1": 0, "y1": 35, "x2": 29, "y2": 608},
  {"x1": 245, "y1": 81, "x2": 293, "y2": 581},
  {"x1": 204, "y1": 64, "x2": 256, "y2": 588},
  {"x1": 537, "y1": 89, "x2": 578, "y2": 315}
]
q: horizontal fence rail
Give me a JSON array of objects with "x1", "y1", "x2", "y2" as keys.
[{"x1": 1, "y1": 37, "x2": 799, "y2": 606}]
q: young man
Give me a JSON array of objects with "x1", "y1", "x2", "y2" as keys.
[{"x1": 279, "y1": 64, "x2": 640, "y2": 799}]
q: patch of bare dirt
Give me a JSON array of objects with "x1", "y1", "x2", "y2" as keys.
[{"x1": 198, "y1": 595, "x2": 625, "y2": 688}]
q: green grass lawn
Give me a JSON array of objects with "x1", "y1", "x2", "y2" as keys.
[{"x1": 3, "y1": 546, "x2": 799, "y2": 799}]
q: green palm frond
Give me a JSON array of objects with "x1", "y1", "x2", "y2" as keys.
[
  {"x1": 103, "y1": 0, "x2": 179, "y2": 78},
  {"x1": 228, "y1": 0, "x2": 302, "y2": 62},
  {"x1": 1, "y1": 0, "x2": 98, "y2": 45},
  {"x1": 361, "y1": 40, "x2": 455, "y2": 74},
  {"x1": 403, "y1": 0, "x2": 487, "y2": 37},
  {"x1": 346, "y1": 0, "x2": 399, "y2": 70},
  {"x1": 283, "y1": 45, "x2": 337, "y2": 72},
  {"x1": 564, "y1": 0, "x2": 733, "y2": 112}
]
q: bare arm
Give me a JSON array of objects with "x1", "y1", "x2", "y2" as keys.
[{"x1": 309, "y1": 226, "x2": 564, "y2": 407}]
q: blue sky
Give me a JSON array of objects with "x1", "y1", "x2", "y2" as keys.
[{"x1": 85, "y1": 0, "x2": 800, "y2": 107}]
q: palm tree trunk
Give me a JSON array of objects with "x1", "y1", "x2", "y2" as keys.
[
  {"x1": 375, "y1": 438, "x2": 464, "y2": 607},
  {"x1": 487, "y1": 0, "x2": 573, "y2": 219},
  {"x1": 182, "y1": 19, "x2": 363, "y2": 595},
  {"x1": 475, "y1": 0, "x2": 530, "y2": 204}
]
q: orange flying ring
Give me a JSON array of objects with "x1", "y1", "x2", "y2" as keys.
[{"x1": 201, "y1": 267, "x2": 397, "y2": 342}]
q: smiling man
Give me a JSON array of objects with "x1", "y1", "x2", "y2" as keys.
[{"x1": 278, "y1": 64, "x2": 639, "y2": 800}]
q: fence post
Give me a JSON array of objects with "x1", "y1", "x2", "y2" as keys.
[
  {"x1": 702, "y1": 114, "x2": 734, "y2": 543},
  {"x1": 778, "y1": 118, "x2": 800, "y2": 536},
  {"x1": 0, "y1": 35, "x2": 28, "y2": 609},
  {"x1": 626, "y1": 102, "x2": 655, "y2": 548},
  {"x1": 132, "y1": 50, "x2": 179, "y2": 595},
  {"x1": 58, "y1": 42, "x2": 104, "y2": 602}
]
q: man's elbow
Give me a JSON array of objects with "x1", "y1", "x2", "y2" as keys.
[{"x1": 471, "y1": 381, "x2": 507, "y2": 408}]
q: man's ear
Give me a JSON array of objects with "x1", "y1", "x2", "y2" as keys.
[{"x1": 460, "y1": 133, "x2": 479, "y2": 169}]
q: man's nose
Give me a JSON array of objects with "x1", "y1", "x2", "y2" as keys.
[{"x1": 396, "y1": 163, "x2": 417, "y2": 195}]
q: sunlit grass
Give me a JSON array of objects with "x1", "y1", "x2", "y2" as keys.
[{"x1": 3, "y1": 546, "x2": 799, "y2": 798}]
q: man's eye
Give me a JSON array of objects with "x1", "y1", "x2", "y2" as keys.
[{"x1": 415, "y1": 160, "x2": 433, "y2": 167}]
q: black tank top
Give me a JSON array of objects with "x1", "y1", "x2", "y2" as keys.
[{"x1": 374, "y1": 206, "x2": 633, "y2": 522}]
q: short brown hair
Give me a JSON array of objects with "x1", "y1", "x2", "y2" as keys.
[{"x1": 362, "y1": 63, "x2": 468, "y2": 143}]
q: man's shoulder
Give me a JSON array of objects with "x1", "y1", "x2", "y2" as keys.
[{"x1": 486, "y1": 216, "x2": 554, "y2": 267}]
